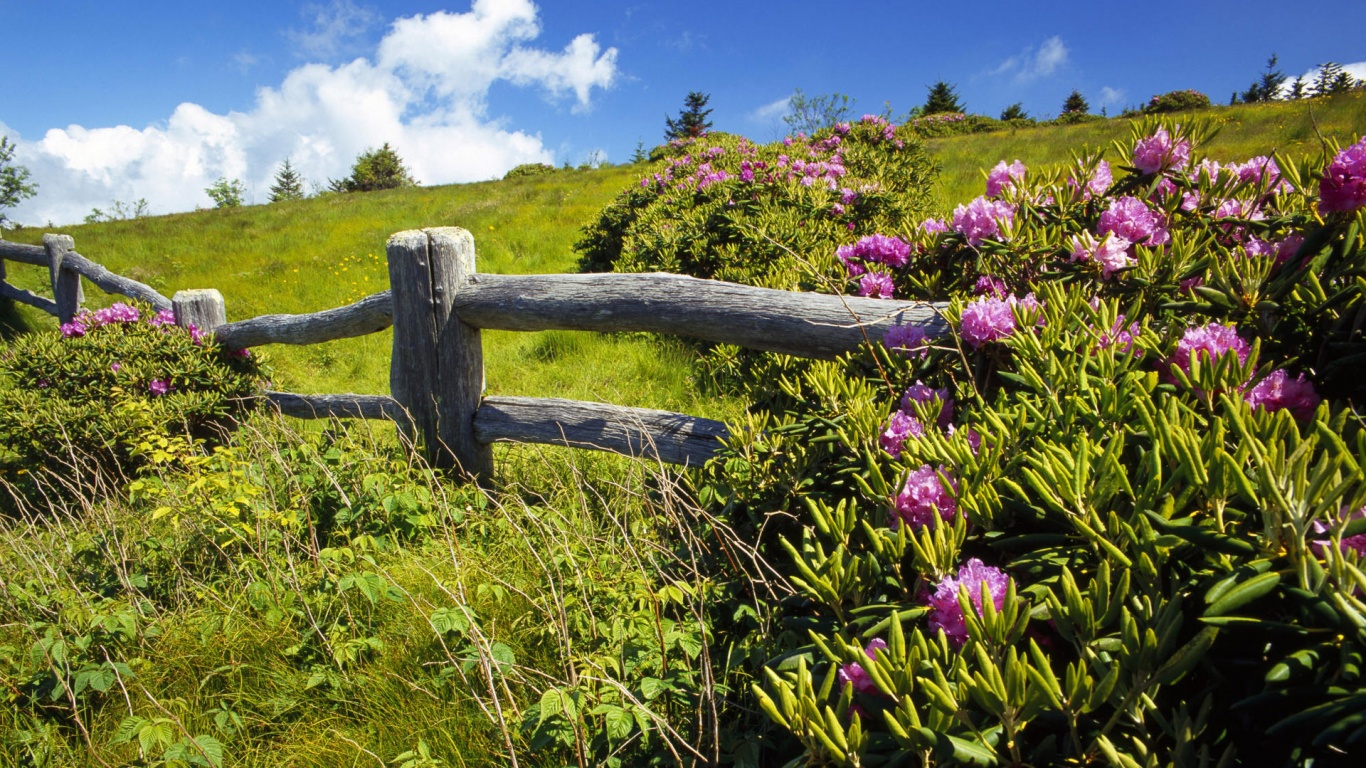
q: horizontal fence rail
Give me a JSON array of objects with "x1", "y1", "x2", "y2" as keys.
[{"x1": 1, "y1": 227, "x2": 948, "y2": 478}]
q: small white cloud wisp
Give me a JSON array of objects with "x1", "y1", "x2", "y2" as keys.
[
  {"x1": 990, "y1": 35, "x2": 1069, "y2": 84},
  {"x1": 6, "y1": 0, "x2": 618, "y2": 226}
]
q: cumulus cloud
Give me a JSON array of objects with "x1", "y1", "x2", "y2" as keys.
[
  {"x1": 1099, "y1": 86, "x2": 1126, "y2": 107},
  {"x1": 7, "y1": 0, "x2": 618, "y2": 226},
  {"x1": 750, "y1": 96, "x2": 791, "y2": 122},
  {"x1": 990, "y1": 36, "x2": 1069, "y2": 83},
  {"x1": 287, "y1": 0, "x2": 383, "y2": 61},
  {"x1": 1279, "y1": 60, "x2": 1366, "y2": 96}
]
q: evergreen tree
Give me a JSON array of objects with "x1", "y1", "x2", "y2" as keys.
[
  {"x1": 999, "y1": 102, "x2": 1028, "y2": 121},
  {"x1": 0, "y1": 136, "x2": 37, "y2": 228},
  {"x1": 664, "y1": 92, "x2": 714, "y2": 140},
  {"x1": 329, "y1": 143, "x2": 417, "y2": 193},
  {"x1": 1062, "y1": 90, "x2": 1089, "y2": 114},
  {"x1": 1312, "y1": 62, "x2": 1358, "y2": 96},
  {"x1": 922, "y1": 81, "x2": 964, "y2": 115},
  {"x1": 268, "y1": 159, "x2": 306, "y2": 202},
  {"x1": 1241, "y1": 54, "x2": 1287, "y2": 103},
  {"x1": 1287, "y1": 75, "x2": 1307, "y2": 100}
]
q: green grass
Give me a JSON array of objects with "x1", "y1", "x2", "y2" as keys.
[
  {"x1": 925, "y1": 90, "x2": 1366, "y2": 210},
  {"x1": 3, "y1": 165, "x2": 739, "y2": 423}
]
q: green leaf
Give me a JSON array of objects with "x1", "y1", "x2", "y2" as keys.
[{"x1": 1205, "y1": 572, "x2": 1281, "y2": 617}]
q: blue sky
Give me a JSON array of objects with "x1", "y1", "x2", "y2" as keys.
[{"x1": 2, "y1": 0, "x2": 1363, "y2": 225}]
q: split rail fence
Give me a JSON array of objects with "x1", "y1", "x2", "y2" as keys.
[{"x1": 0, "y1": 227, "x2": 947, "y2": 480}]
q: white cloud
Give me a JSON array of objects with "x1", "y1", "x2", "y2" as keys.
[
  {"x1": 750, "y1": 96, "x2": 791, "y2": 122},
  {"x1": 1099, "y1": 86, "x2": 1126, "y2": 106},
  {"x1": 7, "y1": 0, "x2": 618, "y2": 226},
  {"x1": 287, "y1": 0, "x2": 382, "y2": 60},
  {"x1": 990, "y1": 36, "x2": 1069, "y2": 83}
]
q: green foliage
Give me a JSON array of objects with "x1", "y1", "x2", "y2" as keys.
[
  {"x1": 923, "y1": 81, "x2": 965, "y2": 115},
  {"x1": 0, "y1": 135, "x2": 37, "y2": 228},
  {"x1": 1062, "y1": 89, "x2": 1090, "y2": 115},
  {"x1": 0, "y1": 303, "x2": 262, "y2": 512},
  {"x1": 1313, "y1": 62, "x2": 1361, "y2": 97},
  {"x1": 664, "y1": 91, "x2": 714, "y2": 141},
  {"x1": 329, "y1": 143, "x2": 417, "y2": 193},
  {"x1": 84, "y1": 198, "x2": 149, "y2": 224},
  {"x1": 502, "y1": 162, "x2": 556, "y2": 180},
  {"x1": 268, "y1": 159, "x2": 306, "y2": 203},
  {"x1": 998, "y1": 102, "x2": 1029, "y2": 122},
  {"x1": 784, "y1": 89, "x2": 857, "y2": 135},
  {"x1": 1144, "y1": 88, "x2": 1212, "y2": 114},
  {"x1": 1241, "y1": 53, "x2": 1288, "y2": 103},
  {"x1": 205, "y1": 178, "x2": 245, "y2": 208}
]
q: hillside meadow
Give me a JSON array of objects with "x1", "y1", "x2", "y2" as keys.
[{"x1": 1, "y1": 91, "x2": 1365, "y2": 766}]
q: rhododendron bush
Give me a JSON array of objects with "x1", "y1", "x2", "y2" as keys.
[{"x1": 691, "y1": 121, "x2": 1366, "y2": 765}]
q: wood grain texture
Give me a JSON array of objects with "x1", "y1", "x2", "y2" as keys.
[
  {"x1": 387, "y1": 228, "x2": 492, "y2": 478},
  {"x1": 0, "y1": 280, "x2": 58, "y2": 314},
  {"x1": 473, "y1": 396, "x2": 728, "y2": 466},
  {"x1": 44, "y1": 234, "x2": 82, "y2": 324},
  {"x1": 214, "y1": 291, "x2": 393, "y2": 349},
  {"x1": 263, "y1": 391, "x2": 404, "y2": 421},
  {"x1": 456, "y1": 273, "x2": 948, "y2": 359},
  {"x1": 173, "y1": 289, "x2": 227, "y2": 331},
  {"x1": 0, "y1": 240, "x2": 47, "y2": 266}
]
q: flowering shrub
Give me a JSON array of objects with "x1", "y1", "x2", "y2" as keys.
[
  {"x1": 1143, "y1": 88, "x2": 1213, "y2": 114},
  {"x1": 694, "y1": 118, "x2": 1366, "y2": 764},
  {"x1": 0, "y1": 302, "x2": 262, "y2": 511}
]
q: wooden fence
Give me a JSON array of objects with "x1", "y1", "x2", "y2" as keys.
[{"x1": 0, "y1": 227, "x2": 948, "y2": 479}]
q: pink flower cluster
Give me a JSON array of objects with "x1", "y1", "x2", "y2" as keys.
[
  {"x1": 1168, "y1": 322, "x2": 1250, "y2": 377},
  {"x1": 1097, "y1": 196, "x2": 1169, "y2": 246},
  {"x1": 837, "y1": 638, "x2": 888, "y2": 696},
  {"x1": 1132, "y1": 127, "x2": 1191, "y2": 174},
  {"x1": 60, "y1": 302, "x2": 143, "y2": 337},
  {"x1": 1319, "y1": 136, "x2": 1366, "y2": 214},
  {"x1": 1168, "y1": 323, "x2": 1320, "y2": 419},
  {"x1": 892, "y1": 464, "x2": 958, "y2": 530},
  {"x1": 1310, "y1": 508, "x2": 1366, "y2": 558},
  {"x1": 1068, "y1": 160, "x2": 1113, "y2": 200},
  {"x1": 881, "y1": 382, "x2": 953, "y2": 458},
  {"x1": 952, "y1": 197, "x2": 1016, "y2": 246},
  {"x1": 927, "y1": 558, "x2": 1012, "y2": 645},
  {"x1": 882, "y1": 325, "x2": 931, "y2": 358},
  {"x1": 1070, "y1": 232, "x2": 1134, "y2": 278},
  {"x1": 836, "y1": 234, "x2": 913, "y2": 276},
  {"x1": 986, "y1": 159, "x2": 1026, "y2": 197},
  {"x1": 1245, "y1": 369, "x2": 1320, "y2": 420},
  {"x1": 959, "y1": 293, "x2": 1040, "y2": 348}
]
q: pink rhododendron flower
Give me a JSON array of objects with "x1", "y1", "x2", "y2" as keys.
[
  {"x1": 1319, "y1": 136, "x2": 1366, "y2": 214},
  {"x1": 901, "y1": 381, "x2": 953, "y2": 430},
  {"x1": 859, "y1": 272, "x2": 895, "y2": 298},
  {"x1": 1098, "y1": 196, "x2": 1169, "y2": 246},
  {"x1": 921, "y1": 217, "x2": 948, "y2": 234},
  {"x1": 1133, "y1": 127, "x2": 1191, "y2": 174},
  {"x1": 1235, "y1": 156, "x2": 1292, "y2": 193},
  {"x1": 149, "y1": 309, "x2": 177, "y2": 327},
  {"x1": 1191, "y1": 158, "x2": 1224, "y2": 182},
  {"x1": 892, "y1": 464, "x2": 958, "y2": 530},
  {"x1": 1245, "y1": 369, "x2": 1320, "y2": 421},
  {"x1": 1311, "y1": 508, "x2": 1366, "y2": 558},
  {"x1": 1169, "y1": 323, "x2": 1251, "y2": 378},
  {"x1": 880, "y1": 410, "x2": 925, "y2": 458},
  {"x1": 986, "y1": 159, "x2": 1027, "y2": 196},
  {"x1": 1097, "y1": 316, "x2": 1142, "y2": 356},
  {"x1": 959, "y1": 294, "x2": 1039, "y2": 348},
  {"x1": 883, "y1": 325, "x2": 930, "y2": 357},
  {"x1": 60, "y1": 320, "x2": 86, "y2": 338},
  {"x1": 110, "y1": 362, "x2": 122, "y2": 373},
  {"x1": 1070, "y1": 232, "x2": 1135, "y2": 278},
  {"x1": 93, "y1": 302, "x2": 140, "y2": 325},
  {"x1": 836, "y1": 234, "x2": 913, "y2": 274},
  {"x1": 837, "y1": 638, "x2": 889, "y2": 696},
  {"x1": 1069, "y1": 160, "x2": 1113, "y2": 200},
  {"x1": 927, "y1": 559, "x2": 1012, "y2": 645},
  {"x1": 148, "y1": 379, "x2": 173, "y2": 396},
  {"x1": 952, "y1": 197, "x2": 1016, "y2": 246},
  {"x1": 1180, "y1": 191, "x2": 1202, "y2": 212},
  {"x1": 973, "y1": 275, "x2": 1007, "y2": 297},
  {"x1": 1276, "y1": 234, "x2": 1305, "y2": 266}
]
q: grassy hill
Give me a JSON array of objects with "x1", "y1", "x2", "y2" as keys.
[
  {"x1": 2, "y1": 165, "x2": 739, "y2": 422},
  {"x1": 927, "y1": 90, "x2": 1366, "y2": 208}
]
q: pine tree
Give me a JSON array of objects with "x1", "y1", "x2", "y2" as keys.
[
  {"x1": 268, "y1": 159, "x2": 306, "y2": 202},
  {"x1": 1241, "y1": 54, "x2": 1287, "y2": 103},
  {"x1": 999, "y1": 102, "x2": 1028, "y2": 121},
  {"x1": 664, "y1": 92, "x2": 714, "y2": 141},
  {"x1": 329, "y1": 143, "x2": 417, "y2": 193},
  {"x1": 1062, "y1": 90, "x2": 1089, "y2": 115},
  {"x1": 922, "y1": 81, "x2": 964, "y2": 115},
  {"x1": 1312, "y1": 62, "x2": 1357, "y2": 96}
]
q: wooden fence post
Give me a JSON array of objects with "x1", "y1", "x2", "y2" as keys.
[
  {"x1": 43, "y1": 234, "x2": 82, "y2": 324},
  {"x1": 172, "y1": 288, "x2": 227, "y2": 332},
  {"x1": 386, "y1": 227, "x2": 492, "y2": 480}
]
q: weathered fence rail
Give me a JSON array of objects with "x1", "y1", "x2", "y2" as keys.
[{"x1": 0, "y1": 226, "x2": 948, "y2": 479}]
